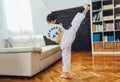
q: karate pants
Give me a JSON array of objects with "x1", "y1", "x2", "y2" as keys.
[{"x1": 60, "y1": 13, "x2": 85, "y2": 72}]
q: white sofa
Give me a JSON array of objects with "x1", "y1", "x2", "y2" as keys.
[{"x1": 0, "y1": 35, "x2": 62, "y2": 77}]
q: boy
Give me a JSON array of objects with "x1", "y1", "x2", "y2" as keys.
[{"x1": 46, "y1": 4, "x2": 90, "y2": 78}]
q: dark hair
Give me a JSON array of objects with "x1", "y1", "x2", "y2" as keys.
[{"x1": 47, "y1": 13, "x2": 57, "y2": 22}]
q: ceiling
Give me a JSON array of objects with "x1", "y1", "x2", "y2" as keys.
[{"x1": 42, "y1": 0, "x2": 90, "y2": 11}]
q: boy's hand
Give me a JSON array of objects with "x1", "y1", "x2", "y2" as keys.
[
  {"x1": 83, "y1": 4, "x2": 90, "y2": 11},
  {"x1": 59, "y1": 23, "x2": 63, "y2": 26}
]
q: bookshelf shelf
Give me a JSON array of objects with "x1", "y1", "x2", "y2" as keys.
[
  {"x1": 93, "y1": 41, "x2": 103, "y2": 43},
  {"x1": 115, "y1": 18, "x2": 120, "y2": 20},
  {"x1": 93, "y1": 31, "x2": 103, "y2": 33},
  {"x1": 116, "y1": 41, "x2": 120, "y2": 42},
  {"x1": 103, "y1": 8, "x2": 113, "y2": 11},
  {"x1": 102, "y1": 18, "x2": 114, "y2": 22},
  {"x1": 91, "y1": 0, "x2": 120, "y2": 54},
  {"x1": 115, "y1": 30, "x2": 120, "y2": 32},
  {"x1": 103, "y1": 41, "x2": 115, "y2": 42},
  {"x1": 92, "y1": 0, "x2": 101, "y2": 3},
  {"x1": 92, "y1": 9, "x2": 102, "y2": 12},
  {"x1": 92, "y1": 21, "x2": 102, "y2": 23},
  {"x1": 103, "y1": 31, "x2": 114, "y2": 32}
]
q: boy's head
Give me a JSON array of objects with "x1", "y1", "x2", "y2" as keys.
[{"x1": 47, "y1": 13, "x2": 57, "y2": 24}]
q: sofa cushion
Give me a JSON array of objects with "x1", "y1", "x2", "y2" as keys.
[
  {"x1": 40, "y1": 45, "x2": 61, "y2": 60},
  {"x1": 31, "y1": 35, "x2": 45, "y2": 47},
  {"x1": 43, "y1": 36, "x2": 58, "y2": 45},
  {"x1": 7, "y1": 36, "x2": 33, "y2": 47}
]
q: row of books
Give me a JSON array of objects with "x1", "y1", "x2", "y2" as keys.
[
  {"x1": 93, "y1": 14, "x2": 120, "y2": 21},
  {"x1": 92, "y1": 24, "x2": 103, "y2": 32},
  {"x1": 93, "y1": 15, "x2": 113, "y2": 21},
  {"x1": 93, "y1": 23, "x2": 114, "y2": 32},
  {"x1": 93, "y1": 21, "x2": 120, "y2": 31},
  {"x1": 93, "y1": 11, "x2": 102, "y2": 21},
  {"x1": 93, "y1": 34, "x2": 115, "y2": 42},
  {"x1": 103, "y1": 23, "x2": 114, "y2": 31},
  {"x1": 103, "y1": 36, "x2": 114, "y2": 42}
]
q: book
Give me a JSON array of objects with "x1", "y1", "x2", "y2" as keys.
[
  {"x1": 115, "y1": 14, "x2": 120, "y2": 19},
  {"x1": 103, "y1": 4, "x2": 113, "y2": 10},
  {"x1": 103, "y1": 15, "x2": 114, "y2": 20},
  {"x1": 103, "y1": 23, "x2": 114, "y2": 31},
  {"x1": 103, "y1": 36, "x2": 107, "y2": 42},
  {"x1": 92, "y1": 24, "x2": 102, "y2": 32},
  {"x1": 93, "y1": 11, "x2": 102, "y2": 21},
  {"x1": 116, "y1": 4, "x2": 120, "y2": 7}
]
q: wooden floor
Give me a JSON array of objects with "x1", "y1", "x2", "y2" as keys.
[{"x1": 0, "y1": 52, "x2": 120, "y2": 82}]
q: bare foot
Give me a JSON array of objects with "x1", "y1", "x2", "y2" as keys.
[{"x1": 60, "y1": 74, "x2": 68, "y2": 79}]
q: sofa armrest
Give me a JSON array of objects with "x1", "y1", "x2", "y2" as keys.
[{"x1": 0, "y1": 47, "x2": 41, "y2": 53}]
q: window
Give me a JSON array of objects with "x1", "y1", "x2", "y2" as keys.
[{"x1": 3, "y1": 0, "x2": 33, "y2": 36}]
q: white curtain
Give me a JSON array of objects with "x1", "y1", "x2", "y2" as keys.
[{"x1": 3, "y1": 0, "x2": 33, "y2": 36}]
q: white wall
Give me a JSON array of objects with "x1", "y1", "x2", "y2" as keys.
[
  {"x1": 0, "y1": 0, "x2": 7, "y2": 48},
  {"x1": 42, "y1": 0, "x2": 90, "y2": 11},
  {"x1": 29, "y1": 0, "x2": 51, "y2": 35}
]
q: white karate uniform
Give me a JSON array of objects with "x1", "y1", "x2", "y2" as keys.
[{"x1": 46, "y1": 12, "x2": 85, "y2": 72}]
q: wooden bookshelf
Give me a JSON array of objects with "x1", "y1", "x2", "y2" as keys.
[{"x1": 91, "y1": 0, "x2": 120, "y2": 54}]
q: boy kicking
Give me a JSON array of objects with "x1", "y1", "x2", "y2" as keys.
[{"x1": 46, "y1": 4, "x2": 90, "y2": 78}]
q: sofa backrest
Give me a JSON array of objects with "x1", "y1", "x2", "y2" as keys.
[{"x1": 7, "y1": 35, "x2": 46, "y2": 48}]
